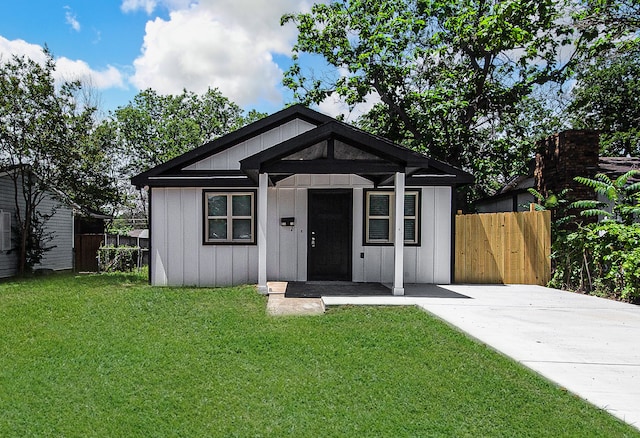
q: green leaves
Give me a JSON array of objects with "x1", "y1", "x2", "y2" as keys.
[
  {"x1": 112, "y1": 88, "x2": 254, "y2": 176},
  {"x1": 282, "y1": 0, "x2": 600, "y2": 198},
  {"x1": 570, "y1": 44, "x2": 640, "y2": 156},
  {"x1": 551, "y1": 221, "x2": 640, "y2": 302},
  {"x1": 572, "y1": 170, "x2": 640, "y2": 224},
  {"x1": 0, "y1": 49, "x2": 119, "y2": 273}
]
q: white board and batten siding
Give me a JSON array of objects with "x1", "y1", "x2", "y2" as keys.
[
  {"x1": 151, "y1": 118, "x2": 315, "y2": 286},
  {"x1": 151, "y1": 179, "x2": 452, "y2": 287},
  {"x1": 149, "y1": 116, "x2": 453, "y2": 286},
  {"x1": 183, "y1": 119, "x2": 317, "y2": 171},
  {"x1": 150, "y1": 187, "x2": 258, "y2": 287},
  {"x1": 352, "y1": 185, "x2": 452, "y2": 284}
]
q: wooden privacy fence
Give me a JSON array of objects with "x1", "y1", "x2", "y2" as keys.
[
  {"x1": 75, "y1": 234, "x2": 104, "y2": 272},
  {"x1": 455, "y1": 209, "x2": 551, "y2": 285},
  {"x1": 75, "y1": 233, "x2": 150, "y2": 272}
]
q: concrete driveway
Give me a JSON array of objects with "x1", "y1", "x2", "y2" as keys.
[{"x1": 322, "y1": 284, "x2": 640, "y2": 430}]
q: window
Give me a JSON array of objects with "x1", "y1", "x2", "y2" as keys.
[
  {"x1": 364, "y1": 190, "x2": 420, "y2": 245},
  {"x1": 204, "y1": 191, "x2": 255, "y2": 244},
  {"x1": 0, "y1": 211, "x2": 11, "y2": 251}
]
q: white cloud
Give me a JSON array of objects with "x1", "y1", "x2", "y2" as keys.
[
  {"x1": 64, "y1": 7, "x2": 81, "y2": 32},
  {"x1": 121, "y1": 0, "x2": 157, "y2": 14},
  {"x1": 315, "y1": 66, "x2": 382, "y2": 120},
  {"x1": 130, "y1": 0, "x2": 314, "y2": 106},
  {"x1": 0, "y1": 36, "x2": 125, "y2": 90},
  {"x1": 0, "y1": 36, "x2": 45, "y2": 63},
  {"x1": 121, "y1": 0, "x2": 194, "y2": 15},
  {"x1": 56, "y1": 58, "x2": 125, "y2": 89},
  {"x1": 318, "y1": 92, "x2": 382, "y2": 122}
]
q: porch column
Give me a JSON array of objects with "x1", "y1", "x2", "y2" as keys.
[
  {"x1": 393, "y1": 171, "x2": 405, "y2": 295},
  {"x1": 257, "y1": 172, "x2": 268, "y2": 294}
]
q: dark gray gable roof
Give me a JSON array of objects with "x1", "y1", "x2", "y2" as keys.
[
  {"x1": 131, "y1": 105, "x2": 473, "y2": 188},
  {"x1": 131, "y1": 105, "x2": 333, "y2": 188},
  {"x1": 599, "y1": 157, "x2": 640, "y2": 182},
  {"x1": 240, "y1": 120, "x2": 473, "y2": 186}
]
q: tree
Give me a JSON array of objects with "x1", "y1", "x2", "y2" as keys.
[
  {"x1": 113, "y1": 88, "x2": 252, "y2": 176},
  {"x1": 0, "y1": 50, "x2": 117, "y2": 274},
  {"x1": 112, "y1": 88, "x2": 265, "y2": 217},
  {"x1": 572, "y1": 0, "x2": 640, "y2": 39},
  {"x1": 570, "y1": 44, "x2": 640, "y2": 156},
  {"x1": 281, "y1": 0, "x2": 622, "y2": 196},
  {"x1": 550, "y1": 170, "x2": 640, "y2": 302}
]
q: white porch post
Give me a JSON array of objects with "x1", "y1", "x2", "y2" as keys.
[
  {"x1": 257, "y1": 172, "x2": 268, "y2": 294},
  {"x1": 393, "y1": 171, "x2": 405, "y2": 295}
]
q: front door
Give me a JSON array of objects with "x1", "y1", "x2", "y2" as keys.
[{"x1": 307, "y1": 189, "x2": 352, "y2": 281}]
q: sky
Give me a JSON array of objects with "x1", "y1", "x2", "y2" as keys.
[{"x1": 0, "y1": 0, "x2": 374, "y2": 119}]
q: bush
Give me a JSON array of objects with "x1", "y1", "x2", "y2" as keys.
[
  {"x1": 550, "y1": 222, "x2": 640, "y2": 303},
  {"x1": 98, "y1": 246, "x2": 140, "y2": 272}
]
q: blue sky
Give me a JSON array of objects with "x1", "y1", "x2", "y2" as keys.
[{"x1": 0, "y1": 0, "x2": 362, "y2": 117}]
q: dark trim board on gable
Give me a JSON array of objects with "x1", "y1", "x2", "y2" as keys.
[
  {"x1": 131, "y1": 105, "x2": 333, "y2": 188},
  {"x1": 239, "y1": 120, "x2": 473, "y2": 187},
  {"x1": 144, "y1": 170, "x2": 257, "y2": 188},
  {"x1": 240, "y1": 121, "x2": 429, "y2": 171},
  {"x1": 132, "y1": 105, "x2": 474, "y2": 189}
]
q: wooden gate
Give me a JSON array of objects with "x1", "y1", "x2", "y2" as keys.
[
  {"x1": 455, "y1": 210, "x2": 551, "y2": 285},
  {"x1": 74, "y1": 234, "x2": 104, "y2": 272}
]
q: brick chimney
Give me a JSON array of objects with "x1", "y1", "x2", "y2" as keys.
[{"x1": 534, "y1": 130, "x2": 600, "y2": 202}]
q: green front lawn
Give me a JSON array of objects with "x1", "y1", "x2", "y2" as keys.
[{"x1": 0, "y1": 273, "x2": 636, "y2": 437}]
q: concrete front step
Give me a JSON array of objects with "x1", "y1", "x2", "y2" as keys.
[{"x1": 265, "y1": 281, "x2": 325, "y2": 316}]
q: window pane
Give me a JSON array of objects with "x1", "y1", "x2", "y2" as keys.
[
  {"x1": 208, "y1": 219, "x2": 227, "y2": 240},
  {"x1": 232, "y1": 194, "x2": 252, "y2": 216},
  {"x1": 232, "y1": 219, "x2": 252, "y2": 240},
  {"x1": 369, "y1": 219, "x2": 389, "y2": 240},
  {"x1": 404, "y1": 219, "x2": 416, "y2": 242},
  {"x1": 208, "y1": 195, "x2": 227, "y2": 216},
  {"x1": 404, "y1": 194, "x2": 416, "y2": 216},
  {"x1": 369, "y1": 194, "x2": 389, "y2": 216}
]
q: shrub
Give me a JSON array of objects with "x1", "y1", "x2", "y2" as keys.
[
  {"x1": 550, "y1": 222, "x2": 640, "y2": 303},
  {"x1": 97, "y1": 246, "x2": 140, "y2": 272}
]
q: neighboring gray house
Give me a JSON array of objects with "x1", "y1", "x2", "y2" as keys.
[
  {"x1": 475, "y1": 130, "x2": 640, "y2": 214},
  {"x1": 132, "y1": 105, "x2": 473, "y2": 294},
  {"x1": 0, "y1": 168, "x2": 74, "y2": 278}
]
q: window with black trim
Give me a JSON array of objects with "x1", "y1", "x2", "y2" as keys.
[
  {"x1": 0, "y1": 210, "x2": 11, "y2": 251},
  {"x1": 204, "y1": 191, "x2": 255, "y2": 244},
  {"x1": 364, "y1": 190, "x2": 420, "y2": 245}
]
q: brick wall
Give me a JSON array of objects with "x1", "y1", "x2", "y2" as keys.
[{"x1": 534, "y1": 130, "x2": 600, "y2": 202}]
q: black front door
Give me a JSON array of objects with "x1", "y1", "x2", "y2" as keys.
[{"x1": 307, "y1": 189, "x2": 352, "y2": 281}]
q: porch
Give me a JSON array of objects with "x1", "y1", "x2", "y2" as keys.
[
  {"x1": 265, "y1": 280, "x2": 469, "y2": 316},
  {"x1": 269, "y1": 281, "x2": 470, "y2": 299}
]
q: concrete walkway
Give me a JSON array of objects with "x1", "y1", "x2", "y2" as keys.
[
  {"x1": 266, "y1": 282, "x2": 324, "y2": 316},
  {"x1": 322, "y1": 284, "x2": 640, "y2": 430}
]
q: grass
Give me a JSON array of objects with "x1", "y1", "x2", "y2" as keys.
[{"x1": 0, "y1": 272, "x2": 637, "y2": 437}]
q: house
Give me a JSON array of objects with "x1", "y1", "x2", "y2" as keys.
[
  {"x1": 0, "y1": 167, "x2": 73, "y2": 278},
  {"x1": 475, "y1": 130, "x2": 640, "y2": 213},
  {"x1": 0, "y1": 166, "x2": 112, "y2": 277},
  {"x1": 131, "y1": 105, "x2": 473, "y2": 294}
]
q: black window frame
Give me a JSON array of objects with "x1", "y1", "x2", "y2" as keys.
[
  {"x1": 363, "y1": 189, "x2": 421, "y2": 246},
  {"x1": 202, "y1": 189, "x2": 257, "y2": 245}
]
